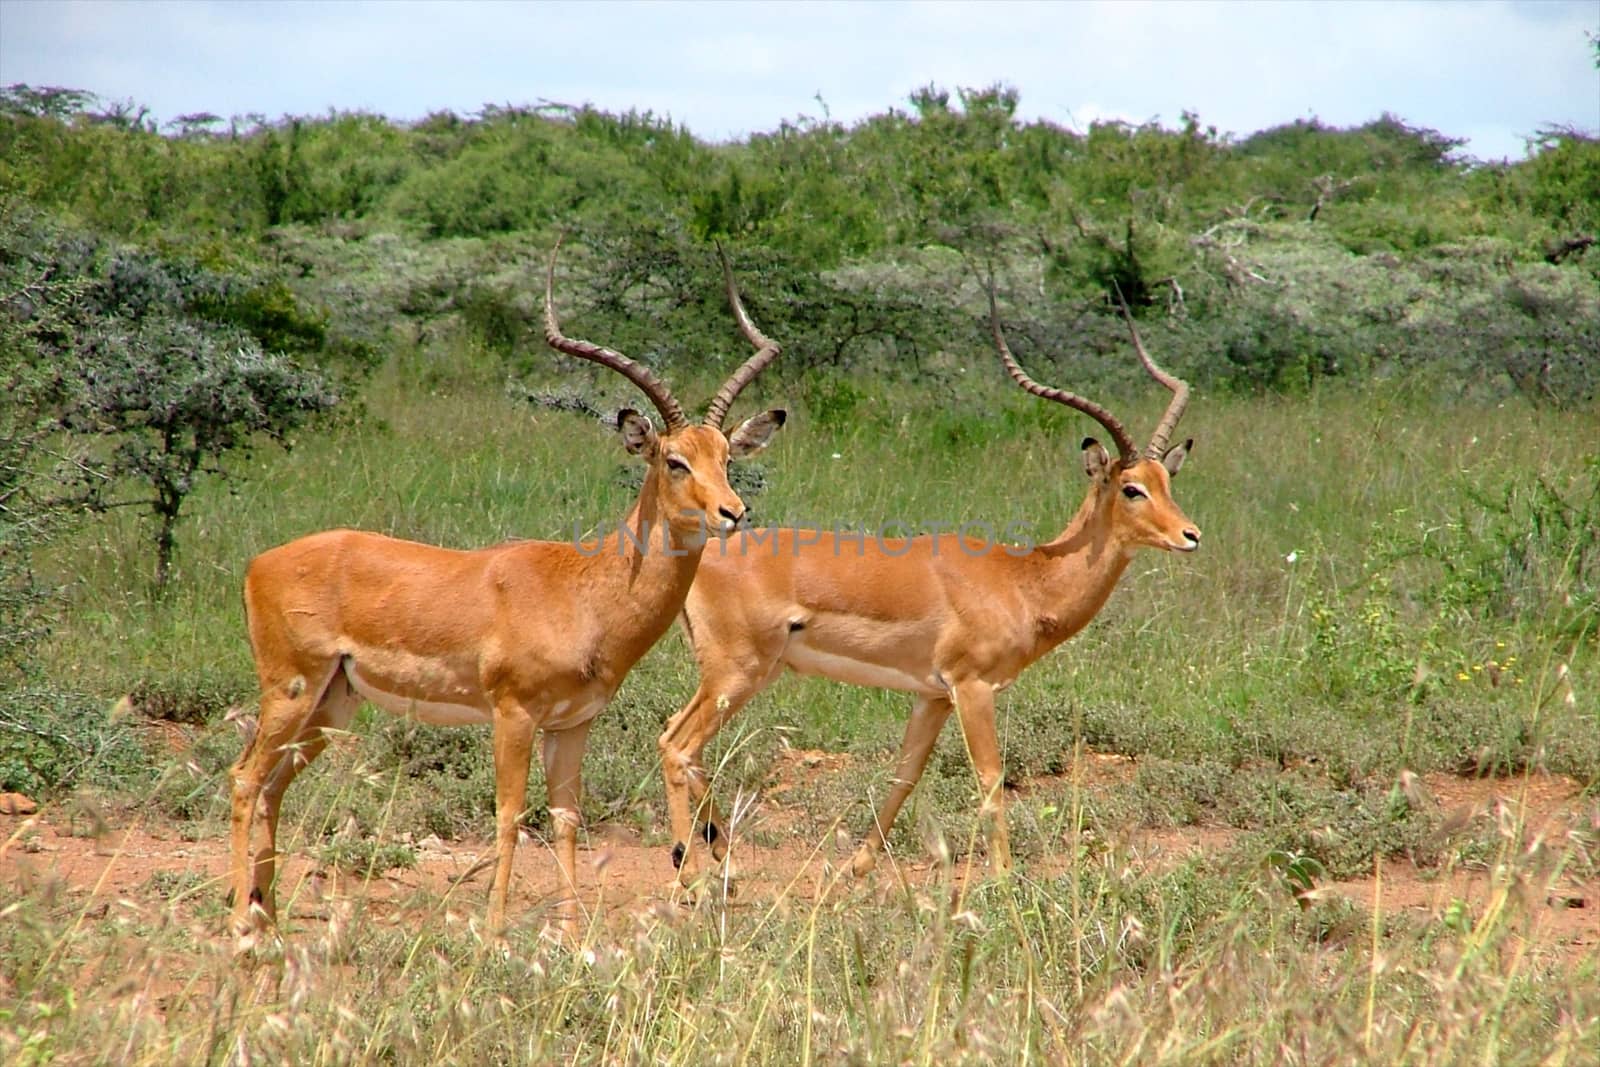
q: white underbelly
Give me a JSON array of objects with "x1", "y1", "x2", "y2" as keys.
[
  {"x1": 341, "y1": 660, "x2": 609, "y2": 731},
  {"x1": 343, "y1": 661, "x2": 492, "y2": 727},
  {"x1": 543, "y1": 696, "x2": 607, "y2": 732},
  {"x1": 782, "y1": 639, "x2": 942, "y2": 695}
]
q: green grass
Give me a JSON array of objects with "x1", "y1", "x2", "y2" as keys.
[
  {"x1": 29, "y1": 347, "x2": 1600, "y2": 804},
  {"x1": 8, "y1": 345, "x2": 1599, "y2": 1064}
]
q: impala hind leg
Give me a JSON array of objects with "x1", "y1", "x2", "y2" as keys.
[
  {"x1": 658, "y1": 671, "x2": 770, "y2": 887},
  {"x1": 851, "y1": 694, "x2": 954, "y2": 877},
  {"x1": 541, "y1": 719, "x2": 594, "y2": 941},
  {"x1": 228, "y1": 661, "x2": 346, "y2": 945},
  {"x1": 250, "y1": 676, "x2": 362, "y2": 924}
]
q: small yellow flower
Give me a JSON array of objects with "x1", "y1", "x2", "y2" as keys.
[{"x1": 1456, "y1": 672, "x2": 1471, "y2": 682}]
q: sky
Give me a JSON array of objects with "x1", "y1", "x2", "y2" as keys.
[{"x1": 1, "y1": 0, "x2": 1596, "y2": 162}]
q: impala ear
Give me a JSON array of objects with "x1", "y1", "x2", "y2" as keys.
[
  {"x1": 727, "y1": 409, "x2": 787, "y2": 459},
  {"x1": 1081, "y1": 437, "x2": 1113, "y2": 482},
  {"x1": 1162, "y1": 438, "x2": 1193, "y2": 477},
  {"x1": 617, "y1": 409, "x2": 658, "y2": 457}
]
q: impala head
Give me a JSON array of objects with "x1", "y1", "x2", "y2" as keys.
[
  {"x1": 988, "y1": 282, "x2": 1201, "y2": 554},
  {"x1": 615, "y1": 408, "x2": 785, "y2": 537},
  {"x1": 1080, "y1": 435, "x2": 1199, "y2": 552},
  {"x1": 545, "y1": 240, "x2": 786, "y2": 539}
]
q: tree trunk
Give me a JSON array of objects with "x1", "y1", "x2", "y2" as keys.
[{"x1": 154, "y1": 511, "x2": 176, "y2": 594}]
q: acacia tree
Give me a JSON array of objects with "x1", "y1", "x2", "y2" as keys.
[
  {"x1": 69, "y1": 316, "x2": 338, "y2": 590},
  {"x1": 0, "y1": 83, "x2": 96, "y2": 119},
  {"x1": 0, "y1": 206, "x2": 86, "y2": 664},
  {"x1": 0, "y1": 203, "x2": 149, "y2": 797},
  {"x1": 1, "y1": 205, "x2": 344, "y2": 594}
]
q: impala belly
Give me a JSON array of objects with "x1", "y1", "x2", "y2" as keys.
[
  {"x1": 543, "y1": 694, "x2": 608, "y2": 732},
  {"x1": 342, "y1": 655, "x2": 491, "y2": 727},
  {"x1": 781, "y1": 632, "x2": 942, "y2": 695}
]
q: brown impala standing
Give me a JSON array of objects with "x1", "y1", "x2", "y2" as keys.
[
  {"x1": 660, "y1": 285, "x2": 1199, "y2": 884},
  {"x1": 229, "y1": 244, "x2": 786, "y2": 946}
]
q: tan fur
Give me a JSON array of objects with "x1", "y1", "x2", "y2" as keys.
[
  {"x1": 230, "y1": 412, "x2": 784, "y2": 946},
  {"x1": 660, "y1": 444, "x2": 1199, "y2": 884},
  {"x1": 229, "y1": 242, "x2": 788, "y2": 946}
]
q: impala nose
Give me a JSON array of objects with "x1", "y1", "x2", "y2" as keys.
[
  {"x1": 717, "y1": 505, "x2": 744, "y2": 533},
  {"x1": 1180, "y1": 527, "x2": 1201, "y2": 551}
]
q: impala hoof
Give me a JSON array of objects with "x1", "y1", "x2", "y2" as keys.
[
  {"x1": 679, "y1": 871, "x2": 737, "y2": 906},
  {"x1": 232, "y1": 923, "x2": 283, "y2": 961},
  {"x1": 849, "y1": 842, "x2": 886, "y2": 878},
  {"x1": 673, "y1": 825, "x2": 726, "y2": 874},
  {"x1": 702, "y1": 821, "x2": 729, "y2": 861}
]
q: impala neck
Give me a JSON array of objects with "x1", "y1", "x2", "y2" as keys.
[
  {"x1": 609, "y1": 464, "x2": 707, "y2": 599},
  {"x1": 1027, "y1": 485, "x2": 1136, "y2": 648}
]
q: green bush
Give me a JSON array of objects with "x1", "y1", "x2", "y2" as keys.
[
  {"x1": 0, "y1": 681, "x2": 150, "y2": 796},
  {"x1": 1417, "y1": 454, "x2": 1600, "y2": 636},
  {"x1": 1521, "y1": 127, "x2": 1600, "y2": 233}
]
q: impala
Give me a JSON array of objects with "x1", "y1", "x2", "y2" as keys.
[
  {"x1": 659, "y1": 286, "x2": 1198, "y2": 884},
  {"x1": 229, "y1": 244, "x2": 786, "y2": 945}
]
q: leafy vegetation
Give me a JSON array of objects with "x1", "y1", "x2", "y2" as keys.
[
  {"x1": 3, "y1": 82, "x2": 1596, "y2": 399},
  {"x1": 1, "y1": 204, "x2": 356, "y2": 593},
  {"x1": 1, "y1": 74, "x2": 1597, "y2": 1064}
]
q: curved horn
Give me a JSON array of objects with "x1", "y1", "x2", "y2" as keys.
[
  {"x1": 703, "y1": 242, "x2": 782, "y2": 431},
  {"x1": 544, "y1": 238, "x2": 688, "y2": 431},
  {"x1": 987, "y1": 280, "x2": 1139, "y2": 462},
  {"x1": 1112, "y1": 288, "x2": 1190, "y2": 459}
]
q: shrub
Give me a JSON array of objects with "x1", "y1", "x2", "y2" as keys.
[
  {"x1": 1417, "y1": 454, "x2": 1600, "y2": 637},
  {"x1": 0, "y1": 681, "x2": 150, "y2": 796}
]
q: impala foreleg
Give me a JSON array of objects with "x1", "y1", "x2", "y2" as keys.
[
  {"x1": 851, "y1": 694, "x2": 954, "y2": 877},
  {"x1": 952, "y1": 680, "x2": 1010, "y2": 873},
  {"x1": 541, "y1": 719, "x2": 593, "y2": 941},
  {"x1": 488, "y1": 702, "x2": 537, "y2": 936}
]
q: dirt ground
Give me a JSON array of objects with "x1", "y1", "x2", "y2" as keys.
[{"x1": 2, "y1": 750, "x2": 1594, "y2": 960}]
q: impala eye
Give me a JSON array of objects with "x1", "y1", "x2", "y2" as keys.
[
  {"x1": 1122, "y1": 484, "x2": 1147, "y2": 501},
  {"x1": 666, "y1": 456, "x2": 691, "y2": 475}
]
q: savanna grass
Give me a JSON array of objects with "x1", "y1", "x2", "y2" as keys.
[
  {"x1": 11, "y1": 342, "x2": 1599, "y2": 1063},
  {"x1": 2, "y1": 791, "x2": 1595, "y2": 1065},
  {"x1": 30, "y1": 348, "x2": 1600, "y2": 820}
]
